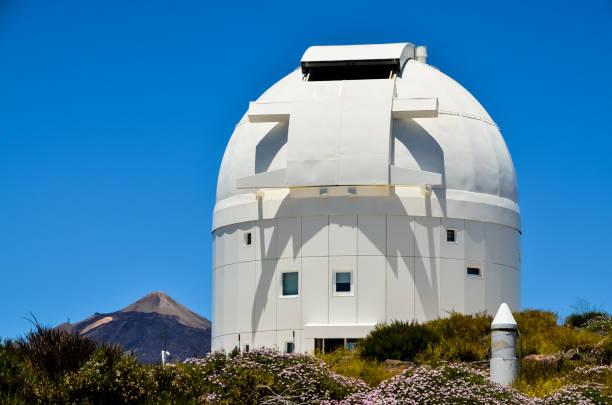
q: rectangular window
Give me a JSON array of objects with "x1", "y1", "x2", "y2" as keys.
[
  {"x1": 467, "y1": 267, "x2": 482, "y2": 277},
  {"x1": 244, "y1": 344, "x2": 249, "y2": 353},
  {"x1": 244, "y1": 232, "x2": 252, "y2": 246},
  {"x1": 446, "y1": 228, "x2": 456, "y2": 242},
  {"x1": 282, "y1": 272, "x2": 299, "y2": 296},
  {"x1": 335, "y1": 272, "x2": 352, "y2": 293},
  {"x1": 286, "y1": 341, "x2": 294, "y2": 354}
]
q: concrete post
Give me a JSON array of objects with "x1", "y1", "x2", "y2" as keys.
[{"x1": 490, "y1": 303, "x2": 518, "y2": 385}]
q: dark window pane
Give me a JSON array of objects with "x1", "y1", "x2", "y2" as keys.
[
  {"x1": 447, "y1": 229, "x2": 456, "y2": 242},
  {"x1": 286, "y1": 342, "x2": 294, "y2": 353},
  {"x1": 335, "y1": 272, "x2": 351, "y2": 292},
  {"x1": 467, "y1": 267, "x2": 481, "y2": 277},
  {"x1": 282, "y1": 272, "x2": 299, "y2": 295}
]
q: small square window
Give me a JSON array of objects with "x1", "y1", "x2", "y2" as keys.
[
  {"x1": 282, "y1": 272, "x2": 299, "y2": 296},
  {"x1": 319, "y1": 188, "x2": 328, "y2": 196},
  {"x1": 335, "y1": 272, "x2": 352, "y2": 293},
  {"x1": 347, "y1": 187, "x2": 357, "y2": 196},
  {"x1": 244, "y1": 344, "x2": 250, "y2": 353},
  {"x1": 446, "y1": 228, "x2": 456, "y2": 243},
  {"x1": 286, "y1": 341, "x2": 294, "y2": 353},
  {"x1": 467, "y1": 267, "x2": 482, "y2": 277},
  {"x1": 244, "y1": 232, "x2": 252, "y2": 246}
]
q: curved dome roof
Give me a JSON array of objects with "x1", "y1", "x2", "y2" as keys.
[{"x1": 215, "y1": 44, "x2": 519, "y2": 228}]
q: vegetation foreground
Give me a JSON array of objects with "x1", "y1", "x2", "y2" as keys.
[{"x1": 1, "y1": 309, "x2": 611, "y2": 404}]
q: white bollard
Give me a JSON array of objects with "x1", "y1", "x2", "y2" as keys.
[{"x1": 490, "y1": 303, "x2": 518, "y2": 386}]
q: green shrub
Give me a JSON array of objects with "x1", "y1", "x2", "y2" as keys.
[
  {"x1": 16, "y1": 321, "x2": 98, "y2": 380},
  {"x1": 417, "y1": 312, "x2": 492, "y2": 363},
  {"x1": 565, "y1": 311, "x2": 608, "y2": 329},
  {"x1": 59, "y1": 351, "x2": 153, "y2": 404},
  {"x1": 315, "y1": 348, "x2": 393, "y2": 387},
  {"x1": 359, "y1": 321, "x2": 439, "y2": 363},
  {"x1": 514, "y1": 309, "x2": 600, "y2": 355}
]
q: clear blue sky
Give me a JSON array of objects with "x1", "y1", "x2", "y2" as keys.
[{"x1": 1, "y1": 1, "x2": 611, "y2": 339}]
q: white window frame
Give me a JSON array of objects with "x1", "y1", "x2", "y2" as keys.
[
  {"x1": 280, "y1": 270, "x2": 300, "y2": 298},
  {"x1": 466, "y1": 265, "x2": 483, "y2": 278},
  {"x1": 333, "y1": 269, "x2": 354, "y2": 296},
  {"x1": 446, "y1": 227, "x2": 457, "y2": 243}
]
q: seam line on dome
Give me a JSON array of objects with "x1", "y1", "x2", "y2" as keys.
[{"x1": 438, "y1": 109, "x2": 498, "y2": 127}]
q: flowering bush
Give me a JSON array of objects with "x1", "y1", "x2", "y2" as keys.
[
  {"x1": 325, "y1": 362, "x2": 535, "y2": 405},
  {"x1": 184, "y1": 349, "x2": 368, "y2": 403}
]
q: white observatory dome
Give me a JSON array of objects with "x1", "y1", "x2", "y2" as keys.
[{"x1": 212, "y1": 43, "x2": 520, "y2": 354}]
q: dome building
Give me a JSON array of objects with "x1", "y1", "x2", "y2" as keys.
[{"x1": 212, "y1": 43, "x2": 520, "y2": 354}]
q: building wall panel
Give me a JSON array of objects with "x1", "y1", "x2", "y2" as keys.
[
  {"x1": 278, "y1": 217, "x2": 301, "y2": 259},
  {"x1": 357, "y1": 215, "x2": 386, "y2": 256},
  {"x1": 386, "y1": 255, "x2": 415, "y2": 321},
  {"x1": 302, "y1": 257, "x2": 329, "y2": 325},
  {"x1": 386, "y1": 215, "x2": 414, "y2": 257},
  {"x1": 301, "y1": 216, "x2": 329, "y2": 257},
  {"x1": 329, "y1": 255, "x2": 357, "y2": 323},
  {"x1": 357, "y1": 256, "x2": 386, "y2": 323},
  {"x1": 414, "y1": 217, "x2": 441, "y2": 258},
  {"x1": 439, "y1": 258, "x2": 464, "y2": 314},
  {"x1": 415, "y1": 257, "x2": 440, "y2": 321},
  {"x1": 330, "y1": 215, "x2": 357, "y2": 256}
]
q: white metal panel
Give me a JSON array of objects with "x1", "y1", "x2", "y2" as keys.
[
  {"x1": 253, "y1": 259, "x2": 277, "y2": 332},
  {"x1": 248, "y1": 101, "x2": 291, "y2": 122},
  {"x1": 277, "y1": 217, "x2": 301, "y2": 259},
  {"x1": 301, "y1": 216, "x2": 329, "y2": 257},
  {"x1": 386, "y1": 215, "x2": 415, "y2": 257},
  {"x1": 414, "y1": 217, "x2": 441, "y2": 258},
  {"x1": 330, "y1": 215, "x2": 357, "y2": 256},
  {"x1": 301, "y1": 257, "x2": 329, "y2": 325},
  {"x1": 252, "y1": 331, "x2": 277, "y2": 350},
  {"x1": 440, "y1": 218, "x2": 464, "y2": 259},
  {"x1": 212, "y1": 267, "x2": 222, "y2": 338},
  {"x1": 392, "y1": 97, "x2": 438, "y2": 119},
  {"x1": 465, "y1": 220, "x2": 485, "y2": 261},
  {"x1": 357, "y1": 256, "x2": 386, "y2": 323},
  {"x1": 287, "y1": 79, "x2": 394, "y2": 186},
  {"x1": 287, "y1": 81, "x2": 342, "y2": 186},
  {"x1": 329, "y1": 256, "x2": 357, "y2": 324},
  {"x1": 464, "y1": 261, "x2": 485, "y2": 314},
  {"x1": 499, "y1": 265, "x2": 514, "y2": 310},
  {"x1": 301, "y1": 43, "x2": 414, "y2": 66},
  {"x1": 512, "y1": 229, "x2": 521, "y2": 269},
  {"x1": 414, "y1": 257, "x2": 440, "y2": 322},
  {"x1": 255, "y1": 219, "x2": 278, "y2": 260},
  {"x1": 485, "y1": 223, "x2": 503, "y2": 265},
  {"x1": 512, "y1": 268, "x2": 521, "y2": 311},
  {"x1": 337, "y1": 79, "x2": 394, "y2": 185},
  {"x1": 237, "y1": 261, "x2": 256, "y2": 333},
  {"x1": 237, "y1": 222, "x2": 256, "y2": 263},
  {"x1": 386, "y1": 256, "x2": 415, "y2": 321},
  {"x1": 223, "y1": 264, "x2": 238, "y2": 335},
  {"x1": 499, "y1": 226, "x2": 514, "y2": 267},
  {"x1": 276, "y1": 258, "x2": 302, "y2": 330},
  {"x1": 485, "y1": 264, "x2": 502, "y2": 315},
  {"x1": 276, "y1": 329, "x2": 301, "y2": 353},
  {"x1": 389, "y1": 166, "x2": 442, "y2": 187},
  {"x1": 439, "y1": 258, "x2": 465, "y2": 314},
  {"x1": 357, "y1": 215, "x2": 386, "y2": 255}
]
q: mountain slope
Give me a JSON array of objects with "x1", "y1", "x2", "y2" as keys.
[{"x1": 59, "y1": 292, "x2": 211, "y2": 364}]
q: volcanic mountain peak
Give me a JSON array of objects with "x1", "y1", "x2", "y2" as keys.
[
  {"x1": 57, "y1": 291, "x2": 211, "y2": 363},
  {"x1": 120, "y1": 291, "x2": 210, "y2": 330}
]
